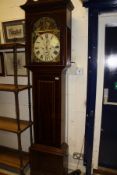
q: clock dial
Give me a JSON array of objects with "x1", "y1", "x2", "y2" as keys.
[{"x1": 33, "y1": 33, "x2": 60, "y2": 62}]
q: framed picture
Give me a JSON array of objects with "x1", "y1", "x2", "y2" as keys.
[
  {"x1": 0, "y1": 52, "x2": 5, "y2": 76},
  {"x1": 5, "y1": 51, "x2": 27, "y2": 76},
  {"x1": 2, "y1": 19, "x2": 25, "y2": 43}
]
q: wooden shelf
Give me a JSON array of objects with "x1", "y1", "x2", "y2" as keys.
[
  {"x1": 0, "y1": 146, "x2": 29, "y2": 170},
  {"x1": 0, "y1": 84, "x2": 31, "y2": 92},
  {"x1": 0, "y1": 43, "x2": 25, "y2": 50},
  {"x1": 0, "y1": 42, "x2": 32, "y2": 175},
  {"x1": 0, "y1": 117, "x2": 32, "y2": 133}
]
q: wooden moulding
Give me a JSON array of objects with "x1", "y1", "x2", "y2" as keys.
[{"x1": 30, "y1": 143, "x2": 68, "y2": 156}]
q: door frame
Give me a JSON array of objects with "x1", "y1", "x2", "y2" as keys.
[
  {"x1": 93, "y1": 13, "x2": 117, "y2": 169},
  {"x1": 83, "y1": 1, "x2": 117, "y2": 175}
]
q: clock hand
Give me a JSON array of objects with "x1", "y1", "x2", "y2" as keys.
[{"x1": 45, "y1": 35, "x2": 51, "y2": 61}]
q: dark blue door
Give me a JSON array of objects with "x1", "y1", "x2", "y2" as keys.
[{"x1": 99, "y1": 26, "x2": 117, "y2": 169}]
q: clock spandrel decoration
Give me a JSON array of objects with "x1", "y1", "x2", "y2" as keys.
[{"x1": 21, "y1": 0, "x2": 74, "y2": 175}]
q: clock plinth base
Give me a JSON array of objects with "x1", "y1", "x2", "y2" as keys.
[{"x1": 30, "y1": 143, "x2": 68, "y2": 175}]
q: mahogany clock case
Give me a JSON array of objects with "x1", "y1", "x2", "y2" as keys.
[
  {"x1": 21, "y1": 0, "x2": 74, "y2": 67},
  {"x1": 21, "y1": 0, "x2": 74, "y2": 147},
  {"x1": 21, "y1": 1, "x2": 74, "y2": 175}
]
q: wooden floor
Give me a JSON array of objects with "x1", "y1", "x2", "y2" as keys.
[
  {"x1": 0, "y1": 167, "x2": 117, "y2": 175},
  {"x1": 0, "y1": 173, "x2": 9, "y2": 175}
]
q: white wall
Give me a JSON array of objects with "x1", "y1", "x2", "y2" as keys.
[
  {"x1": 68, "y1": 0, "x2": 88, "y2": 171},
  {"x1": 0, "y1": 0, "x2": 88, "y2": 173}
]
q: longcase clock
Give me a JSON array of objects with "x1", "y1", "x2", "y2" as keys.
[{"x1": 21, "y1": 0, "x2": 74, "y2": 175}]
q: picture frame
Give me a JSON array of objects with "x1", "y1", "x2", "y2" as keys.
[
  {"x1": 5, "y1": 51, "x2": 27, "y2": 76},
  {"x1": 2, "y1": 19, "x2": 25, "y2": 43},
  {"x1": 0, "y1": 52, "x2": 5, "y2": 76}
]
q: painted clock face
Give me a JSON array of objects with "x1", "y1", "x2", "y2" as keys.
[{"x1": 33, "y1": 33, "x2": 60, "y2": 62}]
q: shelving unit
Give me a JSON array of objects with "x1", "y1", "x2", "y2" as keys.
[{"x1": 0, "y1": 43, "x2": 33, "y2": 175}]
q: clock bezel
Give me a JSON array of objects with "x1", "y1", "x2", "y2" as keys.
[{"x1": 33, "y1": 32, "x2": 60, "y2": 63}]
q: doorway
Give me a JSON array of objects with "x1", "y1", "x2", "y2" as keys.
[{"x1": 93, "y1": 13, "x2": 117, "y2": 170}]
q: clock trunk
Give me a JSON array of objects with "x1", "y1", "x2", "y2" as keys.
[{"x1": 32, "y1": 68, "x2": 65, "y2": 147}]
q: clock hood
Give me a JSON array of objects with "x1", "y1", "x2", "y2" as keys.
[{"x1": 21, "y1": 0, "x2": 74, "y2": 12}]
